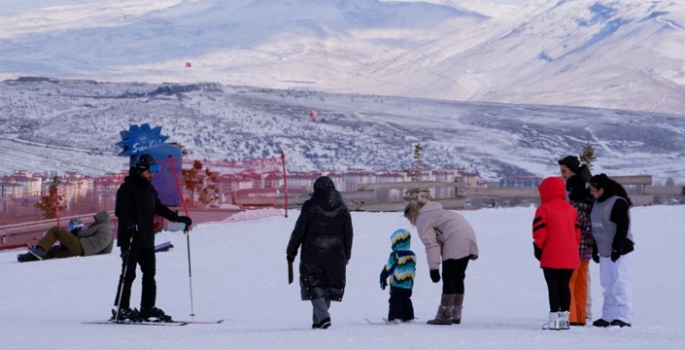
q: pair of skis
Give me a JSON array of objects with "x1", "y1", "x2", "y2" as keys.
[{"x1": 83, "y1": 319, "x2": 225, "y2": 327}]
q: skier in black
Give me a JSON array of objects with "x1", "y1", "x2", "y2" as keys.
[{"x1": 112, "y1": 153, "x2": 192, "y2": 322}]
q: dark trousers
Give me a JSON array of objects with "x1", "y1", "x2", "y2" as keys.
[
  {"x1": 442, "y1": 257, "x2": 470, "y2": 294},
  {"x1": 388, "y1": 287, "x2": 414, "y2": 321},
  {"x1": 114, "y1": 247, "x2": 157, "y2": 309},
  {"x1": 543, "y1": 268, "x2": 574, "y2": 312}
]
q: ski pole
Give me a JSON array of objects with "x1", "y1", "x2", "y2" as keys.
[
  {"x1": 168, "y1": 155, "x2": 195, "y2": 319},
  {"x1": 114, "y1": 232, "x2": 136, "y2": 324}
]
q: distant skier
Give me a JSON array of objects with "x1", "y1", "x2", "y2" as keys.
[
  {"x1": 404, "y1": 198, "x2": 479, "y2": 325},
  {"x1": 286, "y1": 176, "x2": 353, "y2": 329},
  {"x1": 588, "y1": 174, "x2": 635, "y2": 328},
  {"x1": 379, "y1": 228, "x2": 417, "y2": 324},
  {"x1": 112, "y1": 153, "x2": 193, "y2": 322},
  {"x1": 532, "y1": 177, "x2": 580, "y2": 330}
]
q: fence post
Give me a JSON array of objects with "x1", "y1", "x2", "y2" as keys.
[{"x1": 281, "y1": 152, "x2": 288, "y2": 218}]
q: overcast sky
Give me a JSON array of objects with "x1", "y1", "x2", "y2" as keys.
[{"x1": 0, "y1": 0, "x2": 530, "y2": 14}]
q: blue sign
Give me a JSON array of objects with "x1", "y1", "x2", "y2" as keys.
[
  {"x1": 116, "y1": 123, "x2": 183, "y2": 206},
  {"x1": 116, "y1": 123, "x2": 170, "y2": 156}
]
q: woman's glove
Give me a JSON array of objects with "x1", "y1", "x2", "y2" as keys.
[{"x1": 429, "y1": 269, "x2": 441, "y2": 283}]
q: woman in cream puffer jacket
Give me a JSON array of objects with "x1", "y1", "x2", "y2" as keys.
[{"x1": 404, "y1": 198, "x2": 478, "y2": 325}]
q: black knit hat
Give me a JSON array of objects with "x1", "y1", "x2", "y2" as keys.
[
  {"x1": 558, "y1": 155, "x2": 581, "y2": 174},
  {"x1": 313, "y1": 176, "x2": 335, "y2": 191}
]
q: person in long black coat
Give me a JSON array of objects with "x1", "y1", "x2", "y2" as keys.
[{"x1": 286, "y1": 176, "x2": 354, "y2": 329}]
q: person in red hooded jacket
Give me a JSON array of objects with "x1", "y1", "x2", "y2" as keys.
[{"x1": 532, "y1": 177, "x2": 580, "y2": 330}]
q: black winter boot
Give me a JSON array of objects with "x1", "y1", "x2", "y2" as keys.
[
  {"x1": 28, "y1": 245, "x2": 47, "y2": 260},
  {"x1": 17, "y1": 253, "x2": 33, "y2": 262},
  {"x1": 592, "y1": 319, "x2": 611, "y2": 327},
  {"x1": 610, "y1": 320, "x2": 631, "y2": 328}
]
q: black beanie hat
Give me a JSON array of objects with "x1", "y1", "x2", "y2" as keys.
[{"x1": 313, "y1": 176, "x2": 335, "y2": 191}]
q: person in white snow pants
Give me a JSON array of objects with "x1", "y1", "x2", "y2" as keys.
[{"x1": 589, "y1": 174, "x2": 635, "y2": 328}]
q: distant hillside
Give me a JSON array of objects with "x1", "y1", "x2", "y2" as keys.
[{"x1": 1, "y1": 78, "x2": 684, "y2": 182}]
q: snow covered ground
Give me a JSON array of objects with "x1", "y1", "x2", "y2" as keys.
[{"x1": 1, "y1": 206, "x2": 684, "y2": 350}]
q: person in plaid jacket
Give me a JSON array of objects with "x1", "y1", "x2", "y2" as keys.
[{"x1": 559, "y1": 156, "x2": 594, "y2": 326}]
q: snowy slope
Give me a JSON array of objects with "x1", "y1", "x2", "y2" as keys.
[
  {"x1": 2, "y1": 79, "x2": 685, "y2": 181},
  {"x1": 1, "y1": 0, "x2": 684, "y2": 114},
  {"x1": 0, "y1": 206, "x2": 684, "y2": 350}
]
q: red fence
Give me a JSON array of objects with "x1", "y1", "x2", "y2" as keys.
[{"x1": 0, "y1": 155, "x2": 288, "y2": 251}]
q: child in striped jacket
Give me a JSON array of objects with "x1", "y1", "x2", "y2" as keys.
[{"x1": 380, "y1": 228, "x2": 417, "y2": 323}]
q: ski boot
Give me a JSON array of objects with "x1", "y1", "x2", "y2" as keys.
[
  {"x1": 140, "y1": 306, "x2": 173, "y2": 322},
  {"x1": 110, "y1": 308, "x2": 141, "y2": 323}
]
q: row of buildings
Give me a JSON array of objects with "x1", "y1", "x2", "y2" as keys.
[
  {"x1": 0, "y1": 168, "x2": 489, "y2": 198},
  {"x1": 0, "y1": 166, "x2": 544, "y2": 216}
]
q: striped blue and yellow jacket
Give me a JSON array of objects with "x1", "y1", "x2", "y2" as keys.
[{"x1": 380, "y1": 229, "x2": 417, "y2": 289}]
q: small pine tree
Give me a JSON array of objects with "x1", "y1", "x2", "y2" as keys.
[
  {"x1": 405, "y1": 144, "x2": 429, "y2": 200},
  {"x1": 35, "y1": 176, "x2": 67, "y2": 220},
  {"x1": 412, "y1": 144, "x2": 424, "y2": 182},
  {"x1": 579, "y1": 140, "x2": 597, "y2": 170}
]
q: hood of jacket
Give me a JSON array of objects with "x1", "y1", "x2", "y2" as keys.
[
  {"x1": 539, "y1": 177, "x2": 567, "y2": 203},
  {"x1": 93, "y1": 211, "x2": 110, "y2": 224},
  {"x1": 390, "y1": 228, "x2": 411, "y2": 251},
  {"x1": 311, "y1": 188, "x2": 345, "y2": 211},
  {"x1": 419, "y1": 200, "x2": 443, "y2": 213}
]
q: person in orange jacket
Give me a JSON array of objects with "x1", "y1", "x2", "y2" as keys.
[{"x1": 533, "y1": 177, "x2": 581, "y2": 330}]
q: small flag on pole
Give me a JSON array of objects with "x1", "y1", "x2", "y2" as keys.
[{"x1": 185, "y1": 62, "x2": 192, "y2": 68}]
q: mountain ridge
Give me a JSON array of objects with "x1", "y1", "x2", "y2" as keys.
[{"x1": 2, "y1": 0, "x2": 683, "y2": 114}]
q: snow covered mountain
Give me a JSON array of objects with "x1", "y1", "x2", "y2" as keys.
[
  {"x1": 1, "y1": 78, "x2": 684, "y2": 181},
  {"x1": 1, "y1": 0, "x2": 684, "y2": 115}
]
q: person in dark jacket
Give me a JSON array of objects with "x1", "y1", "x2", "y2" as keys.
[
  {"x1": 558, "y1": 155, "x2": 594, "y2": 326},
  {"x1": 286, "y1": 176, "x2": 353, "y2": 329},
  {"x1": 17, "y1": 212, "x2": 114, "y2": 262},
  {"x1": 112, "y1": 153, "x2": 192, "y2": 322},
  {"x1": 588, "y1": 174, "x2": 635, "y2": 328}
]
